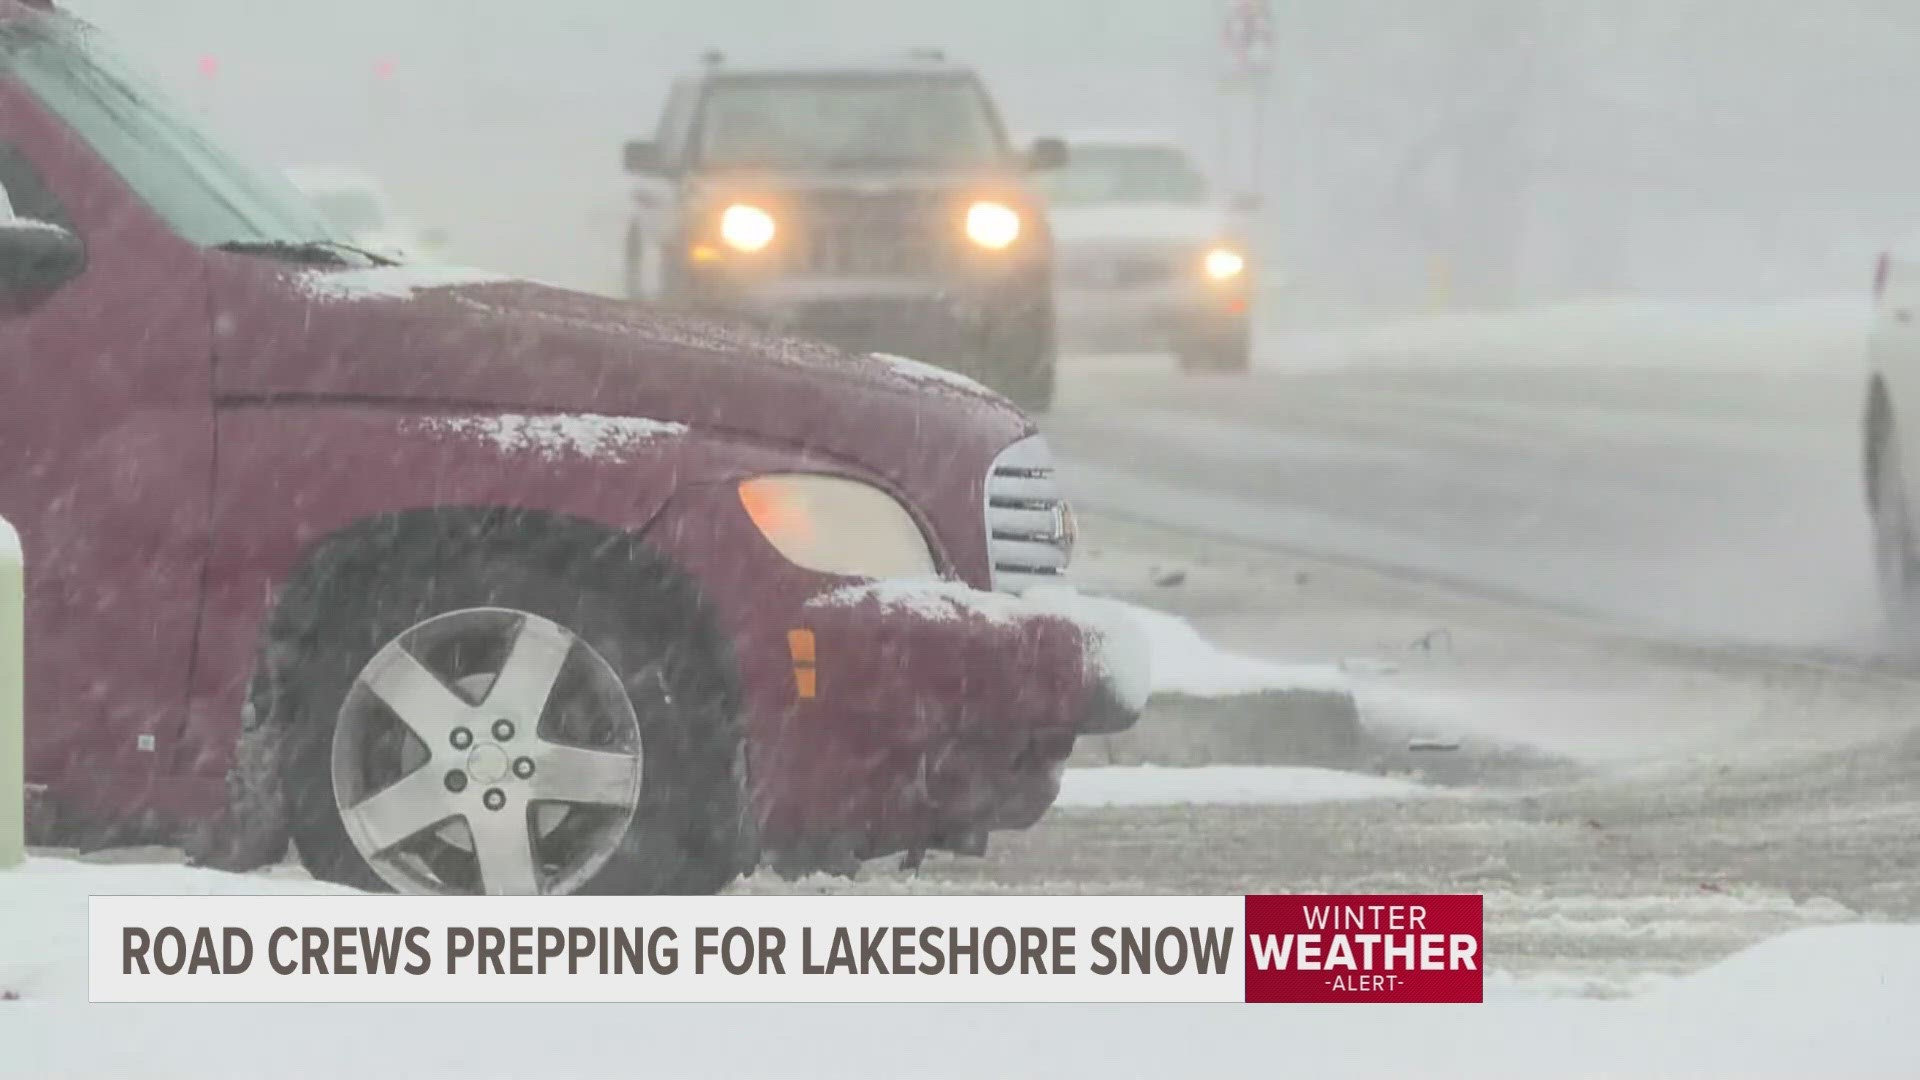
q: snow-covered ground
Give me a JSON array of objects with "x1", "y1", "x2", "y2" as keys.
[
  {"x1": 3, "y1": 859, "x2": 1917, "y2": 1077},
  {"x1": 1055, "y1": 765, "x2": 1433, "y2": 808},
  {"x1": 1260, "y1": 297, "x2": 1871, "y2": 374}
]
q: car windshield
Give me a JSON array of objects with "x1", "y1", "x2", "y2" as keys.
[
  {"x1": 1039, "y1": 144, "x2": 1211, "y2": 206},
  {"x1": 0, "y1": 20, "x2": 350, "y2": 252},
  {"x1": 698, "y1": 74, "x2": 1006, "y2": 169}
]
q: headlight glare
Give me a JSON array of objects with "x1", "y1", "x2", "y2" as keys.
[
  {"x1": 965, "y1": 201, "x2": 1021, "y2": 250},
  {"x1": 719, "y1": 203, "x2": 776, "y2": 253},
  {"x1": 738, "y1": 475, "x2": 937, "y2": 579},
  {"x1": 1204, "y1": 247, "x2": 1247, "y2": 281}
]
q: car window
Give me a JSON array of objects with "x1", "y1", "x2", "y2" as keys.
[
  {"x1": 0, "y1": 20, "x2": 343, "y2": 248},
  {"x1": 655, "y1": 78, "x2": 699, "y2": 169},
  {"x1": 1037, "y1": 144, "x2": 1211, "y2": 206},
  {"x1": 0, "y1": 141, "x2": 72, "y2": 230},
  {"x1": 696, "y1": 74, "x2": 1007, "y2": 169}
]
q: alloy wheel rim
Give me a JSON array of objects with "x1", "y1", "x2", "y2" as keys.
[{"x1": 330, "y1": 607, "x2": 644, "y2": 895}]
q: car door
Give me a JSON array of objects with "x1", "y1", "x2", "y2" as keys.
[{"x1": 0, "y1": 66, "x2": 214, "y2": 818}]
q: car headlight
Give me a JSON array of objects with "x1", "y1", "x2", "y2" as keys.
[
  {"x1": 719, "y1": 204, "x2": 776, "y2": 253},
  {"x1": 1204, "y1": 247, "x2": 1246, "y2": 282},
  {"x1": 737, "y1": 475, "x2": 937, "y2": 578},
  {"x1": 965, "y1": 201, "x2": 1021, "y2": 250}
]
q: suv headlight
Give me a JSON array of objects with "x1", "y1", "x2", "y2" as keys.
[
  {"x1": 737, "y1": 475, "x2": 937, "y2": 578},
  {"x1": 1204, "y1": 246, "x2": 1246, "y2": 281},
  {"x1": 965, "y1": 201, "x2": 1021, "y2": 250},
  {"x1": 719, "y1": 204, "x2": 777, "y2": 253}
]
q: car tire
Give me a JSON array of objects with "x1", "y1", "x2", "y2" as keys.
[
  {"x1": 984, "y1": 310, "x2": 1058, "y2": 414},
  {"x1": 1870, "y1": 410, "x2": 1920, "y2": 640},
  {"x1": 1178, "y1": 319, "x2": 1252, "y2": 374},
  {"x1": 269, "y1": 545, "x2": 751, "y2": 895}
]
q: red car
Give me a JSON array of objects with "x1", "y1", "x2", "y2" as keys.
[{"x1": 0, "y1": 3, "x2": 1143, "y2": 894}]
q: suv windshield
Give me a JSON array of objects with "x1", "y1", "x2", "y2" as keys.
[
  {"x1": 1, "y1": 20, "x2": 351, "y2": 252},
  {"x1": 1038, "y1": 144, "x2": 1210, "y2": 206},
  {"x1": 698, "y1": 74, "x2": 1006, "y2": 169},
  {"x1": 307, "y1": 191, "x2": 390, "y2": 235}
]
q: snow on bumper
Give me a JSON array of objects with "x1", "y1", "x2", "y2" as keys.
[
  {"x1": 807, "y1": 580, "x2": 1149, "y2": 738},
  {"x1": 779, "y1": 579, "x2": 1147, "y2": 855}
]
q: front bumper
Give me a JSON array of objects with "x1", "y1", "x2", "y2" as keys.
[
  {"x1": 1055, "y1": 282, "x2": 1248, "y2": 352},
  {"x1": 766, "y1": 581, "x2": 1146, "y2": 860},
  {"x1": 690, "y1": 275, "x2": 1051, "y2": 363}
]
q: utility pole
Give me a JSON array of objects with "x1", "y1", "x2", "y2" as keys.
[{"x1": 1219, "y1": 0, "x2": 1275, "y2": 201}]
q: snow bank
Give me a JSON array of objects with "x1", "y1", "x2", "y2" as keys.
[
  {"x1": 1112, "y1": 600, "x2": 1350, "y2": 698},
  {"x1": 406, "y1": 412, "x2": 687, "y2": 462},
  {"x1": 294, "y1": 265, "x2": 513, "y2": 301},
  {"x1": 1055, "y1": 765, "x2": 1431, "y2": 808},
  {"x1": 1268, "y1": 297, "x2": 1871, "y2": 373},
  {"x1": 0, "y1": 515, "x2": 16, "y2": 561},
  {"x1": 1, "y1": 860, "x2": 360, "y2": 1003},
  {"x1": 5, "y1": 859, "x2": 1919, "y2": 1077}
]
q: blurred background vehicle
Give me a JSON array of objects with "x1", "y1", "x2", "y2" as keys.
[
  {"x1": 286, "y1": 166, "x2": 448, "y2": 263},
  {"x1": 620, "y1": 51, "x2": 1067, "y2": 410},
  {"x1": 1038, "y1": 131, "x2": 1257, "y2": 371}
]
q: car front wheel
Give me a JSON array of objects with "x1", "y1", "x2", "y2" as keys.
[{"x1": 273, "y1": 549, "x2": 750, "y2": 895}]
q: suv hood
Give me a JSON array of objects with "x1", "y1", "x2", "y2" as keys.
[{"x1": 206, "y1": 256, "x2": 1031, "y2": 481}]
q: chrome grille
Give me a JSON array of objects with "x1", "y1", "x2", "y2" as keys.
[{"x1": 985, "y1": 435, "x2": 1073, "y2": 593}]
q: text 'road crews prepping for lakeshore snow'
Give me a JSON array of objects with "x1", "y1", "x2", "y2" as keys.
[{"x1": 88, "y1": 894, "x2": 1484, "y2": 1003}]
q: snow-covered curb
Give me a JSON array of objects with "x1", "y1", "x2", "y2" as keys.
[{"x1": 1112, "y1": 600, "x2": 1349, "y2": 699}]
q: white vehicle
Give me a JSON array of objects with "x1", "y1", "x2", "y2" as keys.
[
  {"x1": 1036, "y1": 132, "x2": 1257, "y2": 372},
  {"x1": 1866, "y1": 242, "x2": 1920, "y2": 635},
  {"x1": 285, "y1": 167, "x2": 446, "y2": 263}
]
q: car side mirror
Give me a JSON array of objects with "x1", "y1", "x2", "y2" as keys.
[
  {"x1": 1027, "y1": 137, "x2": 1069, "y2": 172},
  {"x1": 624, "y1": 139, "x2": 665, "y2": 176},
  {"x1": 0, "y1": 218, "x2": 83, "y2": 296},
  {"x1": 1230, "y1": 193, "x2": 1264, "y2": 213}
]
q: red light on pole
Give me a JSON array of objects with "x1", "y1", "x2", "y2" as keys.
[{"x1": 373, "y1": 57, "x2": 396, "y2": 81}]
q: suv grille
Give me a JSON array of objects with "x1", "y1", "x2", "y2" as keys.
[
  {"x1": 780, "y1": 192, "x2": 949, "y2": 276},
  {"x1": 985, "y1": 435, "x2": 1073, "y2": 593},
  {"x1": 794, "y1": 220, "x2": 939, "y2": 275},
  {"x1": 1064, "y1": 251, "x2": 1178, "y2": 289}
]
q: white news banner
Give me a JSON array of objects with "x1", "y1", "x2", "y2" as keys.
[{"x1": 90, "y1": 895, "x2": 1247, "y2": 1003}]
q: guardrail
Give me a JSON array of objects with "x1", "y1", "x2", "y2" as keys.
[{"x1": 1, "y1": 515, "x2": 20, "y2": 868}]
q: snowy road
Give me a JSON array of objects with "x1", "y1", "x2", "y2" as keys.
[{"x1": 1043, "y1": 321, "x2": 1880, "y2": 653}]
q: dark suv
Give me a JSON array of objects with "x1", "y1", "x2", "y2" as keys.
[{"x1": 621, "y1": 54, "x2": 1067, "y2": 410}]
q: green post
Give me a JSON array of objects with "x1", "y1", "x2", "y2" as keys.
[{"x1": 0, "y1": 516, "x2": 21, "y2": 868}]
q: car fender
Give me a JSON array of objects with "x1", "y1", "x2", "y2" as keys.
[{"x1": 172, "y1": 402, "x2": 824, "y2": 785}]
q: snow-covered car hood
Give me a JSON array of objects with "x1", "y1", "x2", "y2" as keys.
[
  {"x1": 203, "y1": 256, "x2": 1032, "y2": 485},
  {"x1": 1047, "y1": 203, "x2": 1236, "y2": 248}
]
